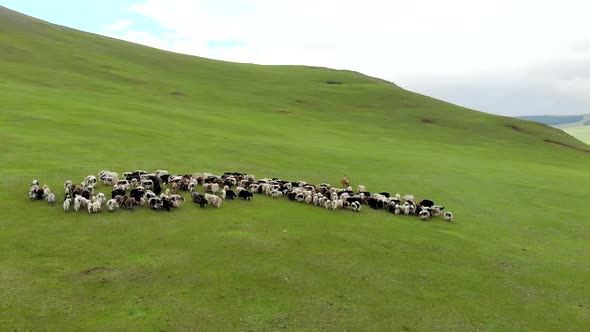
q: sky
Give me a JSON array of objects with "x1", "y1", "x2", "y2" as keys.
[{"x1": 2, "y1": 0, "x2": 589, "y2": 116}]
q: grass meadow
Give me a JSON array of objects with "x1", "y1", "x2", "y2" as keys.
[
  {"x1": 1, "y1": 6, "x2": 589, "y2": 330},
  {"x1": 566, "y1": 126, "x2": 590, "y2": 144}
]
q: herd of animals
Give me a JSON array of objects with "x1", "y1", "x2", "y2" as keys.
[{"x1": 27, "y1": 170, "x2": 453, "y2": 221}]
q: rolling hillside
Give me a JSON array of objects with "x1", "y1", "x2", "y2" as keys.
[
  {"x1": 565, "y1": 126, "x2": 590, "y2": 144},
  {"x1": 1, "y1": 5, "x2": 589, "y2": 330}
]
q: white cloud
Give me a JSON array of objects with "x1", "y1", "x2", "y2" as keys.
[{"x1": 100, "y1": 0, "x2": 590, "y2": 115}]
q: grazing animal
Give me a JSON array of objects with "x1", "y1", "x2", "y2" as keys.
[
  {"x1": 402, "y1": 203, "x2": 411, "y2": 216},
  {"x1": 351, "y1": 201, "x2": 361, "y2": 212},
  {"x1": 73, "y1": 196, "x2": 82, "y2": 212},
  {"x1": 419, "y1": 199, "x2": 435, "y2": 208},
  {"x1": 116, "y1": 179, "x2": 130, "y2": 191},
  {"x1": 96, "y1": 193, "x2": 106, "y2": 204},
  {"x1": 418, "y1": 209, "x2": 431, "y2": 221},
  {"x1": 122, "y1": 197, "x2": 138, "y2": 210},
  {"x1": 90, "y1": 201, "x2": 101, "y2": 213},
  {"x1": 331, "y1": 199, "x2": 338, "y2": 211},
  {"x1": 225, "y1": 189, "x2": 236, "y2": 200},
  {"x1": 357, "y1": 185, "x2": 366, "y2": 193},
  {"x1": 204, "y1": 183, "x2": 220, "y2": 194},
  {"x1": 115, "y1": 195, "x2": 126, "y2": 206},
  {"x1": 149, "y1": 197, "x2": 163, "y2": 211},
  {"x1": 444, "y1": 211, "x2": 453, "y2": 222},
  {"x1": 64, "y1": 180, "x2": 72, "y2": 193},
  {"x1": 129, "y1": 188, "x2": 145, "y2": 202},
  {"x1": 106, "y1": 199, "x2": 118, "y2": 211},
  {"x1": 191, "y1": 192, "x2": 208, "y2": 208},
  {"x1": 111, "y1": 188, "x2": 125, "y2": 199},
  {"x1": 205, "y1": 194, "x2": 222, "y2": 208},
  {"x1": 63, "y1": 198, "x2": 71, "y2": 212},
  {"x1": 170, "y1": 195, "x2": 184, "y2": 208},
  {"x1": 238, "y1": 190, "x2": 253, "y2": 200},
  {"x1": 341, "y1": 176, "x2": 350, "y2": 187},
  {"x1": 47, "y1": 193, "x2": 56, "y2": 206},
  {"x1": 74, "y1": 195, "x2": 88, "y2": 212}
]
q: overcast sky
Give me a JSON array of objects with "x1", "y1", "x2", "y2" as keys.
[{"x1": 3, "y1": 0, "x2": 590, "y2": 116}]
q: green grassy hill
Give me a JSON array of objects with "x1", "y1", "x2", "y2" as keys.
[
  {"x1": 565, "y1": 126, "x2": 590, "y2": 144},
  {"x1": 1, "y1": 5, "x2": 589, "y2": 330}
]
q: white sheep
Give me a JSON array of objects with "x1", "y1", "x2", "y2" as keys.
[
  {"x1": 64, "y1": 180, "x2": 72, "y2": 193},
  {"x1": 248, "y1": 184, "x2": 259, "y2": 194},
  {"x1": 42, "y1": 185, "x2": 51, "y2": 199},
  {"x1": 444, "y1": 211, "x2": 453, "y2": 222},
  {"x1": 28, "y1": 185, "x2": 38, "y2": 200},
  {"x1": 116, "y1": 180, "x2": 130, "y2": 191},
  {"x1": 73, "y1": 198, "x2": 81, "y2": 212},
  {"x1": 106, "y1": 199, "x2": 118, "y2": 211},
  {"x1": 204, "y1": 183, "x2": 220, "y2": 194},
  {"x1": 170, "y1": 195, "x2": 184, "y2": 208},
  {"x1": 330, "y1": 192, "x2": 338, "y2": 201},
  {"x1": 96, "y1": 193, "x2": 106, "y2": 204},
  {"x1": 221, "y1": 189, "x2": 226, "y2": 200},
  {"x1": 418, "y1": 210, "x2": 431, "y2": 221},
  {"x1": 74, "y1": 195, "x2": 88, "y2": 212},
  {"x1": 85, "y1": 175, "x2": 97, "y2": 186},
  {"x1": 431, "y1": 206, "x2": 443, "y2": 217},
  {"x1": 331, "y1": 200, "x2": 338, "y2": 210},
  {"x1": 90, "y1": 201, "x2": 101, "y2": 213},
  {"x1": 205, "y1": 194, "x2": 222, "y2": 208},
  {"x1": 47, "y1": 193, "x2": 56, "y2": 206},
  {"x1": 402, "y1": 203, "x2": 411, "y2": 216},
  {"x1": 357, "y1": 185, "x2": 366, "y2": 193},
  {"x1": 63, "y1": 198, "x2": 71, "y2": 212}
]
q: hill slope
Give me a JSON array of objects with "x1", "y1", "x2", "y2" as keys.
[
  {"x1": 1, "y1": 6, "x2": 589, "y2": 330},
  {"x1": 517, "y1": 114, "x2": 590, "y2": 143},
  {"x1": 565, "y1": 126, "x2": 590, "y2": 144}
]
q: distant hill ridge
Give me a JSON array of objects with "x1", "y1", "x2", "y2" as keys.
[{"x1": 517, "y1": 114, "x2": 590, "y2": 128}]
